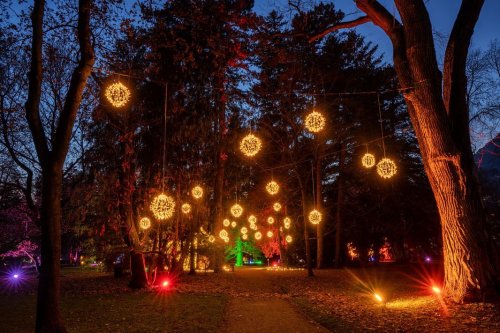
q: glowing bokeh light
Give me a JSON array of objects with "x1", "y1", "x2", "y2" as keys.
[
  {"x1": 231, "y1": 221, "x2": 237, "y2": 228},
  {"x1": 267, "y1": 216, "x2": 275, "y2": 224},
  {"x1": 150, "y1": 193, "x2": 176, "y2": 220},
  {"x1": 377, "y1": 158, "x2": 397, "y2": 179},
  {"x1": 240, "y1": 227, "x2": 248, "y2": 234},
  {"x1": 308, "y1": 209, "x2": 322, "y2": 225},
  {"x1": 374, "y1": 293, "x2": 384, "y2": 303},
  {"x1": 181, "y1": 203, "x2": 192, "y2": 214},
  {"x1": 240, "y1": 134, "x2": 262, "y2": 157},
  {"x1": 248, "y1": 215, "x2": 257, "y2": 224},
  {"x1": 273, "y1": 202, "x2": 282, "y2": 212},
  {"x1": 285, "y1": 235, "x2": 292, "y2": 243},
  {"x1": 304, "y1": 110, "x2": 326, "y2": 133},
  {"x1": 432, "y1": 286, "x2": 441, "y2": 294},
  {"x1": 267, "y1": 230, "x2": 273, "y2": 238},
  {"x1": 219, "y1": 230, "x2": 228, "y2": 239},
  {"x1": 242, "y1": 234, "x2": 248, "y2": 240},
  {"x1": 265, "y1": 181, "x2": 279, "y2": 195},
  {"x1": 255, "y1": 231, "x2": 262, "y2": 240},
  {"x1": 105, "y1": 82, "x2": 131, "y2": 108},
  {"x1": 362, "y1": 153, "x2": 376, "y2": 168},
  {"x1": 230, "y1": 203, "x2": 243, "y2": 218},
  {"x1": 223, "y1": 219, "x2": 231, "y2": 227},
  {"x1": 191, "y1": 185, "x2": 203, "y2": 199},
  {"x1": 139, "y1": 217, "x2": 151, "y2": 230}
]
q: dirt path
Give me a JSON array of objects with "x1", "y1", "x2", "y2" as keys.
[{"x1": 223, "y1": 268, "x2": 330, "y2": 333}]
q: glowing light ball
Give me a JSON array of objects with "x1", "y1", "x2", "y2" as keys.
[
  {"x1": 181, "y1": 203, "x2": 192, "y2": 214},
  {"x1": 283, "y1": 217, "x2": 291, "y2": 229},
  {"x1": 248, "y1": 215, "x2": 257, "y2": 224},
  {"x1": 231, "y1": 221, "x2": 237, "y2": 228},
  {"x1": 191, "y1": 185, "x2": 203, "y2": 199},
  {"x1": 242, "y1": 234, "x2": 248, "y2": 240},
  {"x1": 241, "y1": 227, "x2": 248, "y2": 234},
  {"x1": 219, "y1": 230, "x2": 228, "y2": 239},
  {"x1": 377, "y1": 158, "x2": 397, "y2": 179},
  {"x1": 240, "y1": 134, "x2": 262, "y2": 157},
  {"x1": 304, "y1": 110, "x2": 326, "y2": 133},
  {"x1": 223, "y1": 236, "x2": 229, "y2": 243},
  {"x1": 230, "y1": 203, "x2": 243, "y2": 217},
  {"x1": 267, "y1": 230, "x2": 274, "y2": 238},
  {"x1": 150, "y1": 194, "x2": 176, "y2": 220},
  {"x1": 223, "y1": 219, "x2": 231, "y2": 227},
  {"x1": 285, "y1": 235, "x2": 293, "y2": 243},
  {"x1": 374, "y1": 293, "x2": 384, "y2": 303},
  {"x1": 250, "y1": 223, "x2": 258, "y2": 230},
  {"x1": 208, "y1": 235, "x2": 216, "y2": 243},
  {"x1": 254, "y1": 231, "x2": 262, "y2": 240},
  {"x1": 308, "y1": 209, "x2": 322, "y2": 225},
  {"x1": 162, "y1": 280, "x2": 169, "y2": 288},
  {"x1": 266, "y1": 181, "x2": 279, "y2": 195},
  {"x1": 13, "y1": 274, "x2": 19, "y2": 279},
  {"x1": 139, "y1": 217, "x2": 151, "y2": 230},
  {"x1": 273, "y1": 202, "x2": 282, "y2": 212},
  {"x1": 267, "y1": 216, "x2": 275, "y2": 225},
  {"x1": 105, "y1": 82, "x2": 131, "y2": 108},
  {"x1": 432, "y1": 286, "x2": 441, "y2": 294},
  {"x1": 361, "y1": 153, "x2": 376, "y2": 168}
]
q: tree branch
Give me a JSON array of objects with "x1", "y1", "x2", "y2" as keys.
[
  {"x1": 25, "y1": 0, "x2": 49, "y2": 166},
  {"x1": 52, "y1": 0, "x2": 95, "y2": 164},
  {"x1": 308, "y1": 16, "x2": 371, "y2": 43}
]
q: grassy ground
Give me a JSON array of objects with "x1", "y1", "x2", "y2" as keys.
[{"x1": 1, "y1": 265, "x2": 499, "y2": 332}]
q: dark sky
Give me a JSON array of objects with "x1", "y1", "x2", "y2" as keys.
[{"x1": 254, "y1": 0, "x2": 500, "y2": 63}]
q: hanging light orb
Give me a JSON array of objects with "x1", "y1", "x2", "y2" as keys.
[
  {"x1": 139, "y1": 217, "x2": 151, "y2": 230},
  {"x1": 230, "y1": 203, "x2": 243, "y2": 218},
  {"x1": 273, "y1": 202, "x2": 282, "y2": 212},
  {"x1": 267, "y1": 230, "x2": 274, "y2": 238},
  {"x1": 377, "y1": 158, "x2": 397, "y2": 179},
  {"x1": 223, "y1": 236, "x2": 230, "y2": 243},
  {"x1": 191, "y1": 185, "x2": 203, "y2": 199},
  {"x1": 150, "y1": 193, "x2": 176, "y2": 220},
  {"x1": 362, "y1": 153, "x2": 376, "y2": 168},
  {"x1": 242, "y1": 234, "x2": 248, "y2": 240},
  {"x1": 254, "y1": 231, "x2": 262, "y2": 240},
  {"x1": 266, "y1": 181, "x2": 279, "y2": 195},
  {"x1": 267, "y1": 216, "x2": 275, "y2": 225},
  {"x1": 304, "y1": 110, "x2": 326, "y2": 133},
  {"x1": 223, "y1": 219, "x2": 231, "y2": 227},
  {"x1": 250, "y1": 223, "x2": 258, "y2": 230},
  {"x1": 181, "y1": 203, "x2": 192, "y2": 214},
  {"x1": 248, "y1": 215, "x2": 257, "y2": 224},
  {"x1": 241, "y1": 227, "x2": 248, "y2": 234},
  {"x1": 239, "y1": 134, "x2": 262, "y2": 157},
  {"x1": 208, "y1": 235, "x2": 216, "y2": 243},
  {"x1": 283, "y1": 217, "x2": 291, "y2": 229},
  {"x1": 285, "y1": 235, "x2": 293, "y2": 243},
  {"x1": 308, "y1": 209, "x2": 322, "y2": 225},
  {"x1": 231, "y1": 221, "x2": 237, "y2": 228},
  {"x1": 219, "y1": 229, "x2": 228, "y2": 239},
  {"x1": 105, "y1": 82, "x2": 131, "y2": 108}
]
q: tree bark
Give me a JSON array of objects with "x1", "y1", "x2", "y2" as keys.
[
  {"x1": 335, "y1": 145, "x2": 345, "y2": 268},
  {"x1": 315, "y1": 153, "x2": 324, "y2": 268}
]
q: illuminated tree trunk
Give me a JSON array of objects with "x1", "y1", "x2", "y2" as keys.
[
  {"x1": 235, "y1": 239, "x2": 243, "y2": 267},
  {"x1": 312, "y1": 0, "x2": 498, "y2": 303},
  {"x1": 335, "y1": 145, "x2": 345, "y2": 268}
]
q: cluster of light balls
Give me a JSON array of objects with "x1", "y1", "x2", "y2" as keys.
[
  {"x1": 283, "y1": 217, "x2": 291, "y2": 229},
  {"x1": 361, "y1": 153, "x2": 397, "y2": 179},
  {"x1": 308, "y1": 209, "x2": 322, "y2": 225},
  {"x1": 239, "y1": 134, "x2": 262, "y2": 157},
  {"x1": 150, "y1": 193, "x2": 176, "y2": 220},
  {"x1": 219, "y1": 229, "x2": 229, "y2": 243},
  {"x1": 139, "y1": 217, "x2": 151, "y2": 230},
  {"x1": 304, "y1": 110, "x2": 326, "y2": 133},
  {"x1": 105, "y1": 82, "x2": 131, "y2": 108}
]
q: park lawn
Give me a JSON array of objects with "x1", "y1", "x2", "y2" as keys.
[{"x1": 0, "y1": 292, "x2": 228, "y2": 333}]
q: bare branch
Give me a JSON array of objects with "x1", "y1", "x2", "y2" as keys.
[{"x1": 308, "y1": 16, "x2": 371, "y2": 43}]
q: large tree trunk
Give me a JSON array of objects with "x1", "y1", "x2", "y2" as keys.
[
  {"x1": 334, "y1": 145, "x2": 345, "y2": 268},
  {"x1": 315, "y1": 153, "x2": 324, "y2": 269},
  {"x1": 36, "y1": 167, "x2": 66, "y2": 333},
  {"x1": 297, "y1": 172, "x2": 314, "y2": 277}
]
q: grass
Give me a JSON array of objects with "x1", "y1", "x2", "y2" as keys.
[{"x1": 0, "y1": 292, "x2": 228, "y2": 333}]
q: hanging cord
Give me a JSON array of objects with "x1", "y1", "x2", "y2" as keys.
[
  {"x1": 162, "y1": 84, "x2": 167, "y2": 192},
  {"x1": 377, "y1": 93, "x2": 386, "y2": 157}
]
